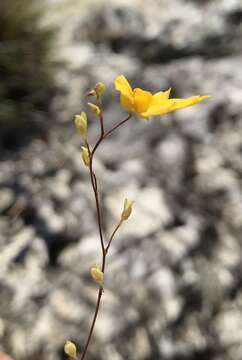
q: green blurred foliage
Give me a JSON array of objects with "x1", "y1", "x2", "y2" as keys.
[{"x1": 0, "y1": 0, "x2": 56, "y2": 130}]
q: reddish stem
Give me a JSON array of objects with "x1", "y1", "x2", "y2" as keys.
[{"x1": 79, "y1": 113, "x2": 132, "y2": 360}]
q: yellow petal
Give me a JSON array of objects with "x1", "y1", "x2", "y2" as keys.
[
  {"x1": 141, "y1": 99, "x2": 175, "y2": 117},
  {"x1": 133, "y1": 88, "x2": 153, "y2": 114},
  {"x1": 169, "y1": 95, "x2": 210, "y2": 111},
  {"x1": 114, "y1": 75, "x2": 134, "y2": 113},
  {"x1": 142, "y1": 95, "x2": 210, "y2": 117},
  {"x1": 120, "y1": 94, "x2": 134, "y2": 113},
  {"x1": 114, "y1": 75, "x2": 133, "y2": 96},
  {"x1": 152, "y1": 88, "x2": 171, "y2": 104}
]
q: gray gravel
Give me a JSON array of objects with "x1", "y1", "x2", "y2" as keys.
[{"x1": 1, "y1": 0, "x2": 242, "y2": 359}]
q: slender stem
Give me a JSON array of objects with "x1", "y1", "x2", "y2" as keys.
[
  {"x1": 93, "y1": 173, "x2": 98, "y2": 192},
  {"x1": 103, "y1": 114, "x2": 132, "y2": 139},
  {"x1": 87, "y1": 144, "x2": 105, "y2": 255},
  {"x1": 106, "y1": 220, "x2": 123, "y2": 254},
  {"x1": 91, "y1": 114, "x2": 132, "y2": 157},
  {"x1": 91, "y1": 112, "x2": 105, "y2": 156},
  {"x1": 80, "y1": 113, "x2": 132, "y2": 360},
  {"x1": 99, "y1": 111, "x2": 105, "y2": 137},
  {"x1": 80, "y1": 288, "x2": 103, "y2": 360},
  {"x1": 80, "y1": 255, "x2": 107, "y2": 360}
]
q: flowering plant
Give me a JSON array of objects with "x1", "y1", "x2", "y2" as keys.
[{"x1": 64, "y1": 75, "x2": 209, "y2": 360}]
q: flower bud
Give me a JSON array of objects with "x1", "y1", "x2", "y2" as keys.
[
  {"x1": 74, "y1": 112, "x2": 87, "y2": 139},
  {"x1": 121, "y1": 198, "x2": 134, "y2": 221},
  {"x1": 87, "y1": 102, "x2": 101, "y2": 116},
  {"x1": 90, "y1": 265, "x2": 104, "y2": 287},
  {"x1": 87, "y1": 89, "x2": 96, "y2": 97},
  {"x1": 64, "y1": 340, "x2": 77, "y2": 359},
  {"x1": 94, "y1": 82, "x2": 106, "y2": 95},
  {"x1": 81, "y1": 146, "x2": 90, "y2": 167}
]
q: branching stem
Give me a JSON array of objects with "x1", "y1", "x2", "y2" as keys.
[{"x1": 80, "y1": 112, "x2": 132, "y2": 360}]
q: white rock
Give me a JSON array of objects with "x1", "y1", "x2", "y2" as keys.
[
  {"x1": 216, "y1": 310, "x2": 242, "y2": 345},
  {"x1": 50, "y1": 290, "x2": 84, "y2": 322},
  {"x1": 0, "y1": 188, "x2": 14, "y2": 212}
]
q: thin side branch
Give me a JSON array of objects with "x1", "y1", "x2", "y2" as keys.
[{"x1": 79, "y1": 113, "x2": 132, "y2": 360}]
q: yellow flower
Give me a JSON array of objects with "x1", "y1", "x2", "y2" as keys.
[{"x1": 114, "y1": 75, "x2": 210, "y2": 119}]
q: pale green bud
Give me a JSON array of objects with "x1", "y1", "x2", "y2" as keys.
[
  {"x1": 87, "y1": 102, "x2": 101, "y2": 116},
  {"x1": 81, "y1": 146, "x2": 90, "y2": 167},
  {"x1": 121, "y1": 198, "x2": 134, "y2": 221},
  {"x1": 90, "y1": 265, "x2": 104, "y2": 286},
  {"x1": 94, "y1": 82, "x2": 106, "y2": 95},
  {"x1": 64, "y1": 341, "x2": 77, "y2": 359},
  {"x1": 75, "y1": 112, "x2": 87, "y2": 139}
]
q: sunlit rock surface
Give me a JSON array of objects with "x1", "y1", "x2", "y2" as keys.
[{"x1": 1, "y1": 0, "x2": 242, "y2": 359}]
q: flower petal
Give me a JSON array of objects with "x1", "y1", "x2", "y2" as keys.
[
  {"x1": 114, "y1": 75, "x2": 134, "y2": 112},
  {"x1": 169, "y1": 95, "x2": 210, "y2": 111},
  {"x1": 114, "y1": 75, "x2": 133, "y2": 97},
  {"x1": 120, "y1": 94, "x2": 134, "y2": 112},
  {"x1": 133, "y1": 88, "x2": 153, "y2": 114},
  {"x1": 152, "y1": 88, "x2": 171, "y2": 104},
  {"x1": 141, "y1": 99, "x2": 175, "y2": 117},
  {"x1": 142, "y1": 95, "x2": 210, "y2": 117},
  {"x1": 141, "y1": 89, "x2": 172, "y2": 117}
]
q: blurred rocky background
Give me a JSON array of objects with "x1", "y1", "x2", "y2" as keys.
[{"x1": 1, "y1": 0, "x2": 242, "y2": 359}]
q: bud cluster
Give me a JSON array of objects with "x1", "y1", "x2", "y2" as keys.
[{"x1": 70, "y1": 78, "x2": 136, "y2": 360}]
